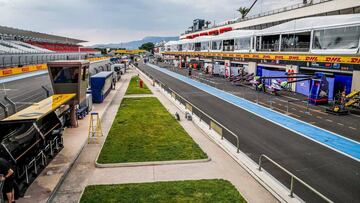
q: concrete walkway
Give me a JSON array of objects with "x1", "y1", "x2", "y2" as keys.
[
  {"x1": 17, "y1": 70, "x2": 135, "y2": 203},
  {"x1": 123, "y1": 94, "x2": 155, "y2": 98},
  {"x1": 51, "y1": 66, "x2": 278, "y2": 203}
]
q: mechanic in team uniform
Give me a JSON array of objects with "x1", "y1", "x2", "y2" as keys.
[{"x1": 0, "y1": 158, "x2": 15, "y2": 203}]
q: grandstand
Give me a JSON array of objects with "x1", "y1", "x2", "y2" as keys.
[{"x1": 0, "y1": 25, "x2": 100, "y2": 68}]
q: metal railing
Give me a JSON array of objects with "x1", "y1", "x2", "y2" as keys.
[
  {"x1": 0, "y1": 52, "x2": 87, "y2": 68},
  {"x1": 258, "y1": 154, "x2": 333, "y2": 203}
]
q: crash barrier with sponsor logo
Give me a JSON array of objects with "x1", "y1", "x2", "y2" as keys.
[
  {"x1": 114, "y1": 49, "x2": 146, "y2": 54},
  {"x1": 165, "y1": 52, "x2": 360, "y2": 65},
  {"x1": 0, "y1": 64, "x2": 47, "y2": 77},
  {"x1": 87, "y1": 56, "x2": 110, "y2": 62},
  {"x1": 0, "y1": 57, "x2": 110, "y2": 77}
]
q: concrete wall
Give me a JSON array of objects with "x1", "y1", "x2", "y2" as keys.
[
  {"x1": 352, "y1": 70, "x2": 360, "y2": 91},
  {"x1": 248, "y1": 62, "x2": 257, "y2": 75}
]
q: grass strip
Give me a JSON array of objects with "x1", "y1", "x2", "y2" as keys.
[
  {"x1": 125, "y1": 76, "x2": 152, "y2": 95},
  {"x1": 98, "y1": 97, "x2": 207, "y2": 163},
  {"x1": 80, "y1": 179, "x2": 246, "y2": 203}
]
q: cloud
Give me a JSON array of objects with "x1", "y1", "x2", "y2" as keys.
[{"x1": 0, "y1": 0, "x2": 303, "y2": 45}]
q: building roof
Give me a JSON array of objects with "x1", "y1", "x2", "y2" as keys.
[
  {"x1": 0, "y1": 25, "x2": 86, "y2": 44},
  {"x1": 257, "y1": 14, "x2": 360, "y2": 35}
]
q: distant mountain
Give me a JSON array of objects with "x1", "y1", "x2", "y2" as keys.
[{"x1": 92, "y1": 36, "x2": 179, "y2": 49}]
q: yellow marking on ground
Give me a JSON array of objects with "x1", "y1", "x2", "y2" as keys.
[
  {"x1": 309, "y1": 121, "x2": 316, "y2": 124},
  {"x1": 326, "y1": 119, "x2": 333, "y2": 123},
  {"x1": 349, "y1": 126, "x2": 357, "y2": 130},
  {"x1": 316, "y1": 116, "x2": 322, "y2": 119},
  {"x1": 292, "y1": 108, "x2": 297, "y2": 111}
]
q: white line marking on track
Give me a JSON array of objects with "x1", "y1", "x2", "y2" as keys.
[{"x1": 349, "y1": 127, "x2": 357, "y2": 130}]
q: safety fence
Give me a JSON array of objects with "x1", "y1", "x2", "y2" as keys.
[
  {"x1": 0, "y1": 53, "x2": 85, "y2": 68},
  {"x1": 139, "y1": 65, "x2": 333, "y2": 203},
  {"x1": 258, "y1": 154, "x2": 333, "y2": 203},
  {"x1": 0, "y1": 56, "x2": 110, "y2": 77}
]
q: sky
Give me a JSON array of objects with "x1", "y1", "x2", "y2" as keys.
[{"x1": 0, "y1": 0, "x2": 302, "y2": 45}]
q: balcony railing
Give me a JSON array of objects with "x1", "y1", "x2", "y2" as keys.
[{"x1": 181, "y1": 0, "x2": 333, "y2": 36}]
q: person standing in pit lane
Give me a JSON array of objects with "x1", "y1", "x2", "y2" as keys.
[{"x1": 0, "y1": 158, "x2": 15, "y2": 203}]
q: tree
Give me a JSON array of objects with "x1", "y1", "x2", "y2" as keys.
[
  {"x1": 139, "y1": 42, "x2": 155, "y2": 53},
  {"x1": 237, "y1": 7, "x2": 250, "y2": 19}
]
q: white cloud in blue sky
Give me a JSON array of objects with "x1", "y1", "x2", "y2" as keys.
[{"x1": 0, "y1": 0, "x2": 302, "y2": 45}]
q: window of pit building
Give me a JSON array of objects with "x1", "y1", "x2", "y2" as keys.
[
  {"x1": 171, "y1": 45, "x2": 177, "y2": 52},
  {"x1": 195, "y1": 42, "x2": 201, "y2": 51},
  {"x1": 178, "y1": 45, "x2": 183, "y2": 51},
  {"x1": 257, "y1": 35, "x2": 280, "y2": 52},
  {"x1": 281, "y1": 32, "x2": 311, "y2": 52},
  {"x1": 201, "y1": 41, "x2": 209, "y2": 51},
  {"x1": 51, "y1": 67, "x2": 79, "y2": 83},
  {"x1": 312, "y1": 26, "x2": 360, "y2": 50},
  {"x1": 211, "y1": 40, "x2": 222, "y2": 50},
  {"x1": 187, "y1": 43, "x2": 194, "y2": 51},
  {"x1": 223, "y1": 39, "x2": 234, "y2": 51},
  {"x1": 183, "y1": 43, "x2": 188, "y2": 51},
  {"x1": 235, "y1": 37, "x2": 251, "y2": 51},
  {"x1": 190, "y1": 43, "x2": 195, "y2": 51}
]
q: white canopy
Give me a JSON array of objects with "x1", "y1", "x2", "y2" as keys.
[
  {"x1": 191, "y1": 36, "x2": 213, "y2": 43},
  {"x1": 211, "y1": 30, "x2": 255, "y2": 41},
  {"x1": 257, "y1": 14, "x2": 360, "y2": 35}
]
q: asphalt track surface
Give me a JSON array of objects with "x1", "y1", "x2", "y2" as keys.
[
  {"x1": 0, "y1": 72, "x2": 52, "y2": 119},
  {"x1": 138, "y1": 62, "x2": 360, "y2": 203},
  {"x1": 157, "y1": 62, "x2": 360, "y2": 142}
]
